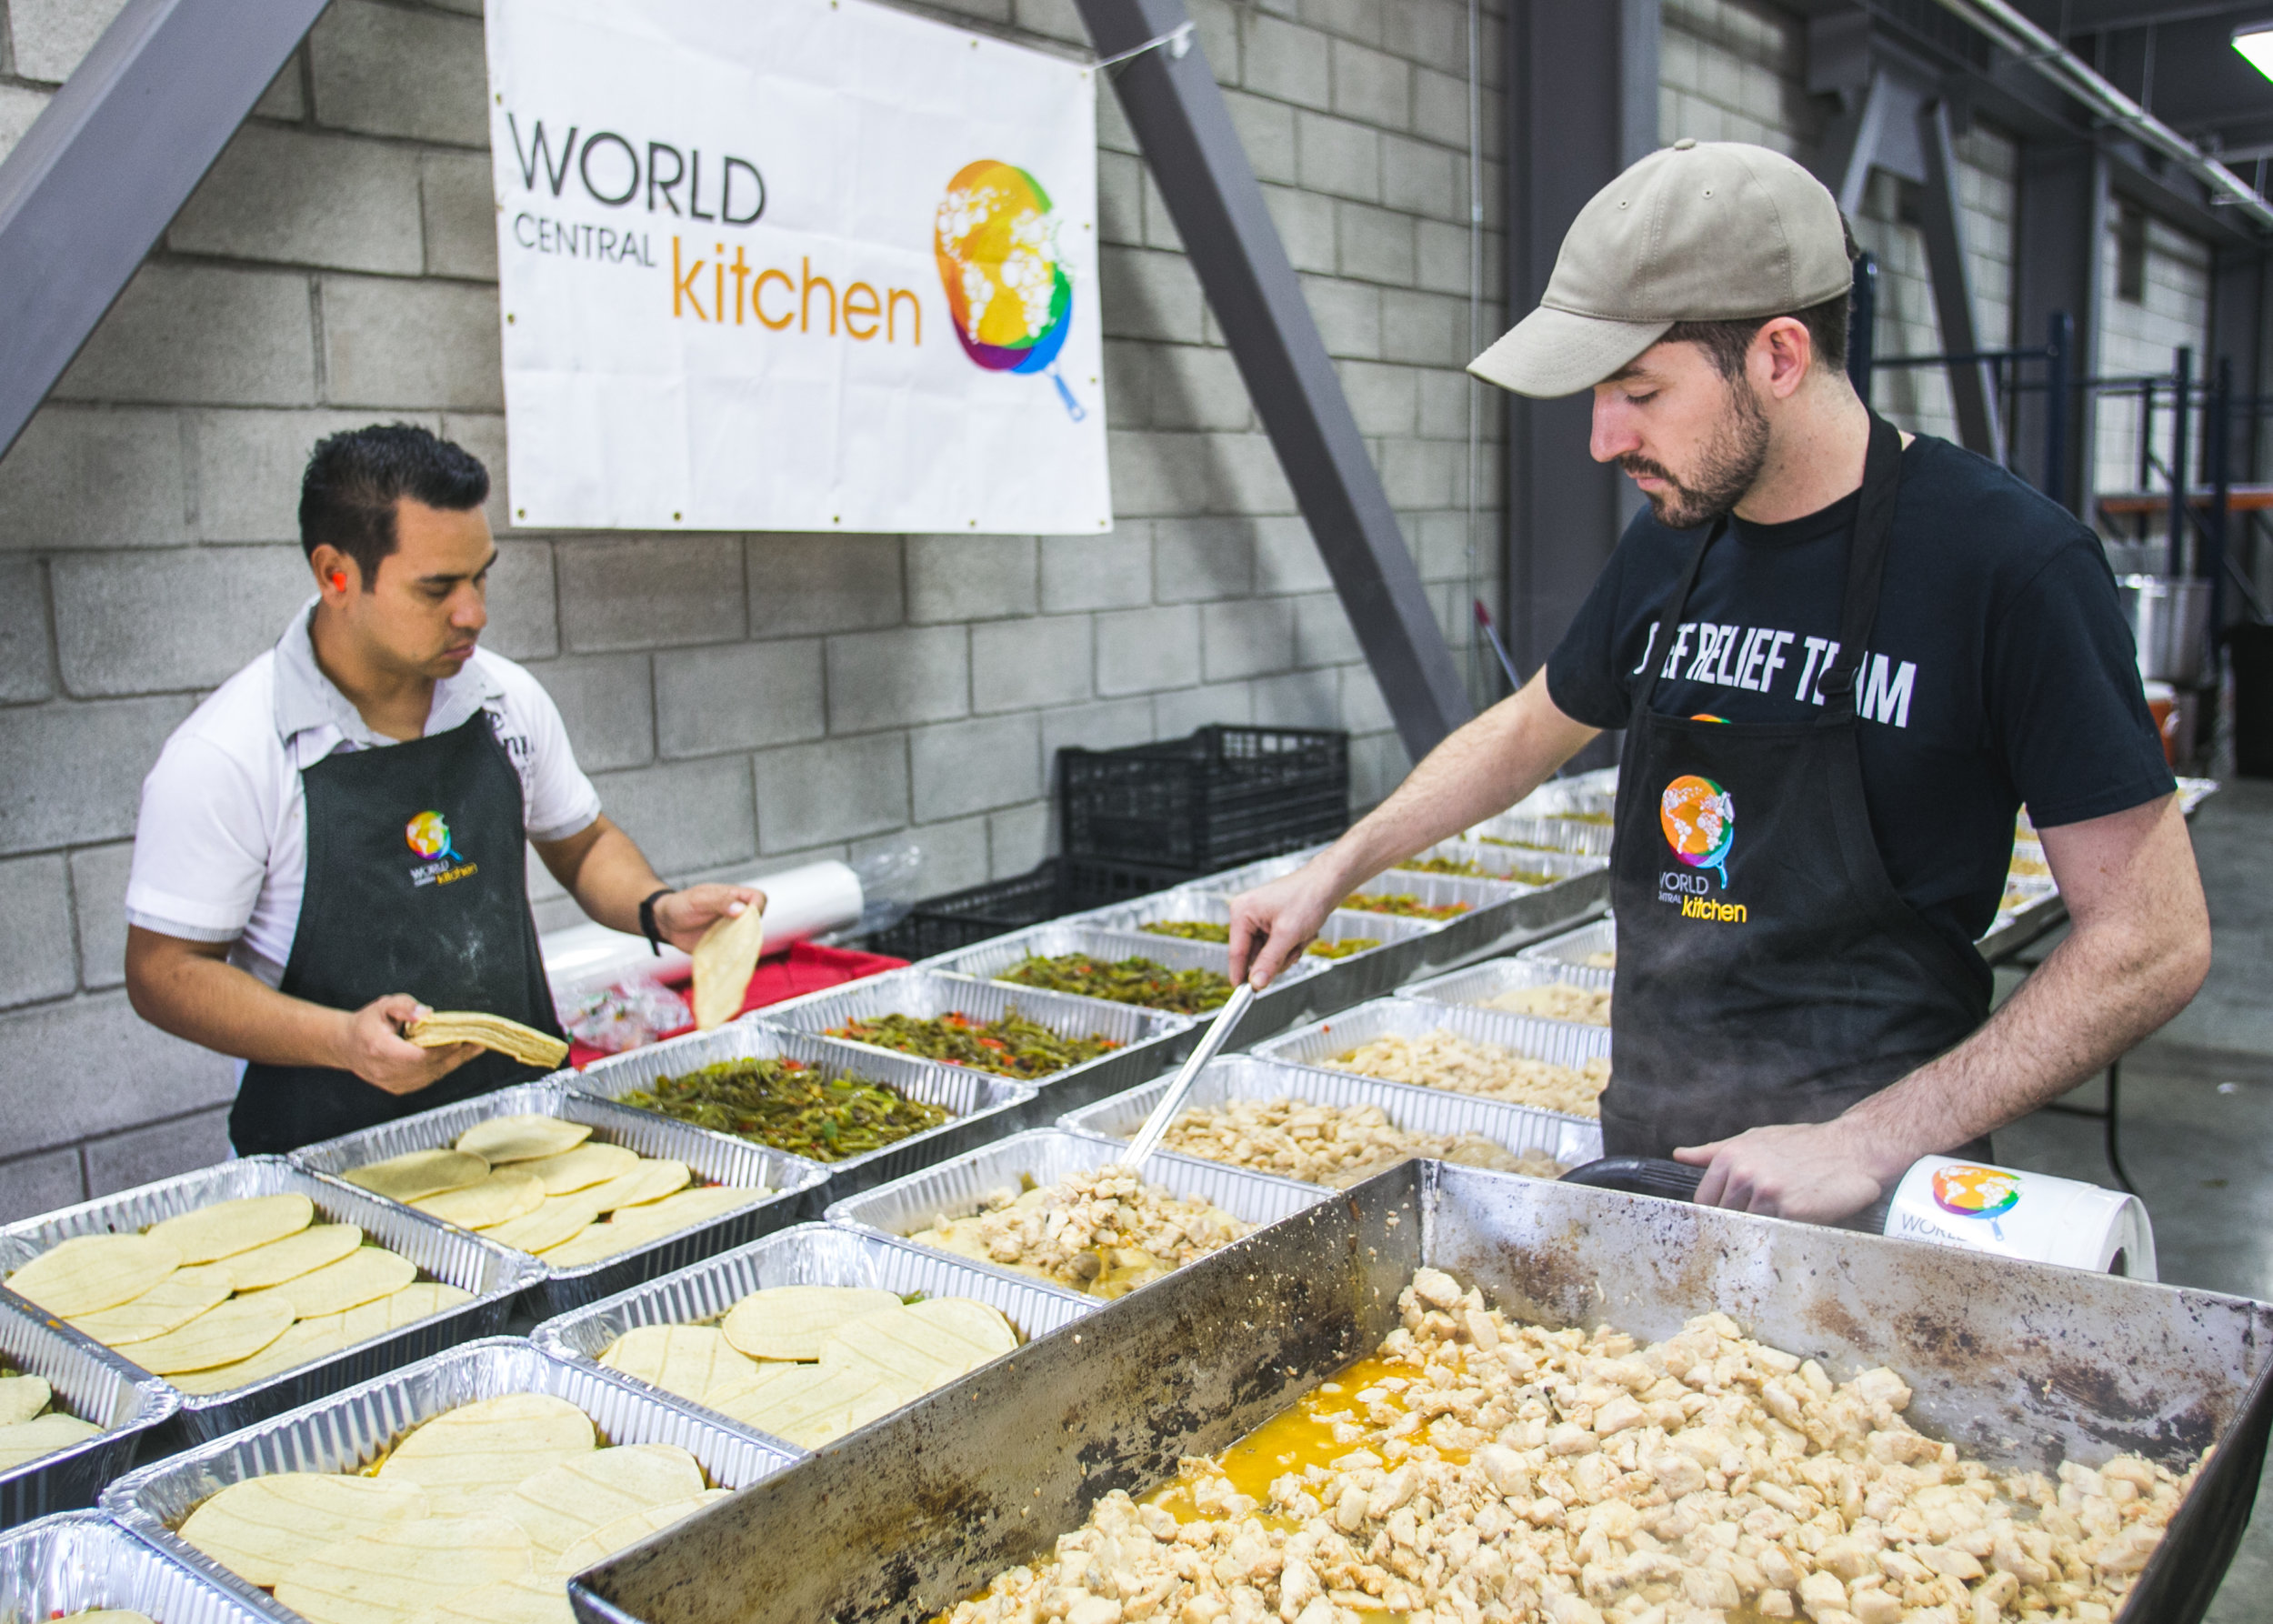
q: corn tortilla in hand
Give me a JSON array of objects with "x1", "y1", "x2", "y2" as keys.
[
  {"x1": 691, "y1": 902, "x2": 765, "y2": 1031},
  {"x1": 406, "y1": 1011, "x2": 568, "y2": 1070}
]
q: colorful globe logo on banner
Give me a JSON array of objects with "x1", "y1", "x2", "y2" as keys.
[
  {"x1": 1659, "y1": 775, "x2": 1734, "y2": 887},
  {"x1": 1931, "y1": 1164, "x2": 2021, "y2": 1222},
  {"x1": 405, "y1": 811, "x2": 455, "y2": 860},
  {"x1": 935, "y1": 160, "x2": 1084, "y2": 417}
]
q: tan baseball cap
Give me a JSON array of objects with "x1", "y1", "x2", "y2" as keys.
[{"x1": 1469, "y1": 138, "x2": 1851, "y2": 399}]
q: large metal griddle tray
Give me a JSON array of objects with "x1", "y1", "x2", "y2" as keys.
[{"x1": 575, "y1": 1162, "x2": 2273, "y2": 1624}]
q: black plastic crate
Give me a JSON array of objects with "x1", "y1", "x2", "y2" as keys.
[
  {"x1": 860, "y1": 862, "x2": 1073, "y2": 963},
  {"x1": 1058, "y1": 854, "x2": 1198, "y2": 912},
  {"x1": 1057, "y1": 725, "x2": 1349, "y2": 870}
]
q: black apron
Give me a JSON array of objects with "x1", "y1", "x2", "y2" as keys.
[
  {"x1": 1601, "y1": 413, "x2": 1991, "y2": 1159},
  {"x1": 231, "y1": 711, "x2": 564, "y2": 1156}
]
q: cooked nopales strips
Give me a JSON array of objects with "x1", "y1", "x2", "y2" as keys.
[
  {"x1": 4, "y1": 1233, "x2": 181, "y2": 1317},
  {"x1": 406, "y1": 1010, "x2": 569, "y2": 1070},
  {"x1": 456, "y1": 1113, "x2": 591, "y2": 1164},
  {"x1": 65, "y1": 1264, "x2": 234, "y2": 1346}
]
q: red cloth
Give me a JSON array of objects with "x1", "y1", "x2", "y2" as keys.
[{"x1": 566, "y1": 940, "x2": 906, "y2": 1069}]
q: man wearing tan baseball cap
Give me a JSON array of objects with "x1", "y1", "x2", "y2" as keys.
[{"x1": 1228, "y1": 139, "x2": 2207, "y2": 1226}]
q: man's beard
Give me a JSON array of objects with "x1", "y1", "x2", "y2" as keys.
[{"x1": 1620, "y1": 380, "x2": 1770, "y2": 529}]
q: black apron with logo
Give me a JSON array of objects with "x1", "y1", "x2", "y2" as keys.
[
  {"x1": 1601, "y1": 414, "x2": 1990, "y2": 1159},
  {"x1": 230, "y1": 712, "x2": 564, "y2": 1156}
]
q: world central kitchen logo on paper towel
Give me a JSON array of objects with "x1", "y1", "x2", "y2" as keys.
[
  {"x1": 485, "y1": 0, "x2": 1109, "y2": 535},
  {"x1": 405, "y1": 812, "x2": 476, "y2": 887},
  {"x1": 1659, "y1": 775, "x2": 1742, "y2": 921},
  {"x1": 1930, "y1": 1165, "x2": 2022, "y2": 1238}
]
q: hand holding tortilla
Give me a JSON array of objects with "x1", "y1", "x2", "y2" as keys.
[
  {"x1": 690, "y1": 897, "x2": 766, "y2": 1031},
  {"x1": 406, "y1": 1012, "x2": 568, "y2": 1071}
]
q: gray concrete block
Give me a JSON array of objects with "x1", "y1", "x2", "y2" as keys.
[
  {"x1": 1333, "y1": 40, "x2": 1410, "y2": 128},
  {"x1": 1416, "y1": 217, "x2": 1469, "y2": 296},
  {"x1": 1099, "y1": 247, "x2": 1207, "y2": 345},
  {"x1": 1140, "y1": 168, "x2": 1185, "y2": 255},
  {"x1": 1100, "y1": 340, "x2": 1154, "y2": 430},
  {"x1": 322, "y1": 276, "x2": 503, "y2": 411},
  {"x1": 1254, "y1": 667, "x2": 1339, "y2": 728},
  {"x1": 590, "y1": 755, "x2": 756, "y2": 877},
  {"x1": 557, "y1": 536, "x2": 744, "y2": 652},
  {"x1": 1154, "y1": 516, "x2": 1257, "y2": 603},
  {"x1": 988, "y1": 800, "x2": 1052, "y2": 875},
  {"x1": 0, "y1": 558, "x2": 49, "y2": 704},
  {"x1": 7, "y1": 0, "x2": 126, "y2": 83},
  {"x1": 1223, "y1": 92, "x2": 1298, "y2": 185},
  {"x1": 1012, "y1": 0, "x2": 1086, "y2": 45},
  {"x1": 872, "y1": 812, "x2": 989, "y2": 897},
  {"x1": 0, "y1": 856, "x2": 74, "y2": 1009},
  {"x1": 1040, "y1": 697, "x2": 1156, "y2": 771},
  {"x1": 756, "y1": 731, "x2": 908, "y2": 851},
  {"x1": 190, "y1": 408, "x2": 439, "y2": 545},
  {"x1": 1409, "y1": 65, "x2": 1466, "y2": 152},
  {"x1": 749, "y1": 534, "x2": 904, "y2": 637},
  {"x1": 308, "y1": 0, "x2": 486, "y2": 146},
  {"x1": 1105, "y1": 430, "x2": 1217, "y2": 520},
  {"x1": 1384, "y1": 0, "x2": 1465, "y2": 70},
  {"x1": 171, "y1": 125, "x2": 423, "y2": 275},
  {"x1": 532, "y1": 653, "x2": 654, "y2": 772},
  {"x1": 0, "y1": 85, "x2": 50, "y2": 162},
  {"x1": 0, "y1": 991, "x2": 235, "y2": 1158},
  {"x1": 1377, "y1": 436, "x2": 1458, "y2": 507},
  {"x1": 53, "y1": 546, "x2": 309, "y2": 697},
  {"x1": 1041, "y1": 528, "x2": 1152, "y2": 613},
  {"x1": 1297, "y1": 112, "x2": 1379, "y2": 202},
  {"x1": 0, "y1": 698, "x2": 194, "y2": 857},
  {"x1": 1096, "y1": 73, "x2": 1139, "y2": 155},
  {"x1": 1336, "y1": 358, "x2": 1418, "y2": 435},
  {"x1": 1253, "y1": 516, "x2": 1332, "y2": 594},
  {"x1": 0, "y1": 406, "x2": 188, "y2": 552},
  {"x1": 1341, "y1": 665, "x2": 1396, "y2": 734},
  {"x1": 1300, "y1": 0, "x2": 1379, "y2": 45},
  {"x1": 1202, "y1": 597, "x2": 1297, "y2": 681},
  {"x1": 1415, "y1": 507, "x2": 1474, "y2": 582},
  {"x1": 907, "y1": 535, "x2": 1036, "y2": 625},
  {"x1": 1381, "y1": 287, "x2": 1464, "y2": 366},
  {"x1": 1096, "y1": 605, "x2": 1199, "y2": 697},
  {"x1": 1147, "y1": 345, "x2": 1251, "y2": 433},
  {"x1": 1098, "y1": 150, "x2": 1145, "y2": 247},
  {"x1": 1349, "y1": 728, "x2": 1412, "y2": 809},
  {"x1": 1245, "y1": 15, "x2": 1331, "y2": 106},
  {"x1": 55, "y1": 264, "x2": 317, "y2": 407},
  {"x1": 972, "y1": 614, "x2": 1091, "y2": 713},
  {"x1": 424, "y1": 152, "x2": 498, "y2": 280},
  {"x1": 1209, "y1": 432, "x2": 1298, "y2": 515},
  {"x1": 68, "y1": 842, "x2": 131, "y2": 992},
  {"x1": 825, "y1": 625, "x2": 969, "y2": 732},
  {"x1": 0, "y1": 1148, "x2": 83, "y2": 1224},
  {"x1": 83, "y1": 1107, "x2": 235, "y2": 1198},
  {"x1": 483, "y1": 539, "x2": 558, "y2": 662},
  {"x1": 253, "y1": 51, "x2": 306, "y2": 120},
  {"x1": 910, "y1": 714, "x2": 1040, "y2": 821},
  {"x1": 1294, "y1": 590, "x2": 1362, "y2": 666},
  {"x1": 1154, "y1": 680, "x2": 1254, "y2": 735},
  {"x1": 656, "y1": 639, "x2": 826, "y2": 757},
  {"x1": 1383, "y1": 133, "x2": 1459, "y2": 223},
  {"x1": 1262, "y1": 185, "x2": 1337, "y2": 275},
  {"x1": 1298, "y1": 275, "x2": 1381, "y2": 358},
  {"x1": 1420, "y1": 368, "x2": 1488, "y2": 441}
]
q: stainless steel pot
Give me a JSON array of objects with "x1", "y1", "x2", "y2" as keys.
[{"x1": 2118, "y1": 573, "x2": 2213, "y2": 682}]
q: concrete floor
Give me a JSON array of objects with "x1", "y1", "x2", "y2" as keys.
[{"x1": 1988, "y1": 778, "x2": 2273, "y2": 1621}]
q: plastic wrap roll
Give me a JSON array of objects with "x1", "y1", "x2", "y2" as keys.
[
  {"x1": 541, "y1": 859, "x2": 865, "y2": 997},
  {"x1": 1882, "y1": 1155, "x2": 2157, "y2": 1279}
]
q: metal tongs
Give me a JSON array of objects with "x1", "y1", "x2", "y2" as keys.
[{"x1": 1120, "y1": 980, "x2": 1258, "y2": 1168}]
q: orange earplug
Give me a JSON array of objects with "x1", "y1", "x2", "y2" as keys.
[{"x1": 330, "y1": 572, "x2": 346, "y2": 590}]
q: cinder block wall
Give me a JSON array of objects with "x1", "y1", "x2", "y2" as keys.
[{"x1": 0, "y1": 0, "x2": 1508, "y2": 1216}]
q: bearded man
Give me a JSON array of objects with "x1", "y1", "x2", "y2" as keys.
[{"x1": 1227, "y1": 140, "x2": 2208, "y2": 1224}]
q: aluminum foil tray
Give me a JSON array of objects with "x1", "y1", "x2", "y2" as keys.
[
  {"x1": 0, "y1": 1292, "x2": 175, "y2": 1528},
  {"x1": 1066, "y1": 889, "x2": 1441, "y2": 1007},
  {"x1": 1, "y1": 1509, "x2": 274, "y2": 1624},
  {"x1": 576, "y1": 1159, "x2": 2273, "y2": 1624},
  {"x1": 1404, "y1": 952, "x2": 1617, "y2": 1007},
  {"x1": 1465, "y1": 807, "x2": 1613, "y2": 857},
  {"x1": 0, "y1": 1158, "x2": 536, "y2": 1447},
  {"x1": 1251, "y1": 995, "x2": 1610, "y2": 1115},
  {"x1": 1391, "y1": 837, "x2": 1606, "y2": 891},
  {"x1": 104, "y1": 1336, "x2": 796, "y2": 1622},
  {"x1": 532, "y1": 1221, "x2": 1093, "y2": 1449},
  {"x1": 1056, "y1": 1053, "x2": 1602, "y2": 1178},
  {"x1": 824, "y1": 1128, "x2": 1327, "y2": 1299},
  {"x1": 290, "y1": 1083, "x2": 827, "y2": 1318},
  {"x1": 1507, "y1": 777, "x2": 1617, "y2": 821},
  {"x1": 1177, "y1": 843, "x2": 1334, "y2": 896},
  {"x1": 570, "y1": 1023, "x2": 1036, "y2": 1203},
  {"x1": 1517, "y1": 914, "x2": 1617, "y2": 973},
  {"x1": 754, "y1": 970, "x2": 1193, "y2": 1118}
]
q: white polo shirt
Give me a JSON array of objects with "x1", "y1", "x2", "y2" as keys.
[{"x1": 126, "y1": 600, "x2": 603, "y2": 987}]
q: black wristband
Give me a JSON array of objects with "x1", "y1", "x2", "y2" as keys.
[{"x1": 636, "y1": 887, "x2": 674, "y2": 956}]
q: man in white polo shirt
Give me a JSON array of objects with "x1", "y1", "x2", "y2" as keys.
[{"x1": 124, "y1": 424, "x2": 759, "y2": 1155}]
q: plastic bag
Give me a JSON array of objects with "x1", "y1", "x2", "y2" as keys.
[{"x1": 555, "y1": 976, "x2": 691, "y2": 1055}]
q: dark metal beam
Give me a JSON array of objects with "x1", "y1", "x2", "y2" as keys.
[
  {"x1": 1072, "y1": 0, "x2": 1472, "y2": 761},
  {"x1": 1916, "y1": 97, "x2": 2008, "y2": 461},
  {"x1": 0, "y1": 0, "x2": 328, "y2": 461},
  {"x1": 2013, "y1": 138, "x2": 2107, "y2": 508}
]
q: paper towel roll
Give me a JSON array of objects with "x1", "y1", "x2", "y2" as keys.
[
  {"x1": 1882, "y1": 1156, "x2": 2157, "y2": 1280},
  {"x1": 540, "y1": 859, "x2": 866, "y2": 997}
]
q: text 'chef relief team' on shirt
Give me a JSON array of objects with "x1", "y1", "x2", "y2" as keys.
[
  {"x1": 1547, "y1": 434, "x2": 2174, "y2": 970},
  {"x1": 125, "y1": 600, "x2": 602, "y2": 987}
]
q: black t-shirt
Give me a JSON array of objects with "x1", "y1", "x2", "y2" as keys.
[{"x1": 1547, "y1": 434, "x2": 2174, "y2": 961}]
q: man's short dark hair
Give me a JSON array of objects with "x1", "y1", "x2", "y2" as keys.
[
  {"x1": 1661, "y1": 216, "x2": 1862, "y2": 383},
  {"x1": 299, "y1": 424, "x2": 489, "y2": 582}
]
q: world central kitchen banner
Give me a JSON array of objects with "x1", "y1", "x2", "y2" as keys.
[{"x1": 486, "y1": 0, "x2": 1110, "y2": 534}]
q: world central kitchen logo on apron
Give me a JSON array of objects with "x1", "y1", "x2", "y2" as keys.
[
  {"x1": 405, "y1": 812, "x2": 477, "y2": 888},
  {"x1": 1658, "y1": 775, "x2": 1743, "y2": 922}
]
